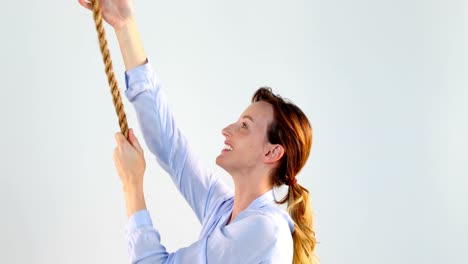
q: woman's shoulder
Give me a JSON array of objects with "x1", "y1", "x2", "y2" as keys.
[
  {"x1": 208, "y1": 206, "x2": 293, "y2": 263},
  {"x1": 220, "y1": 206, "x2": 294, "y2": 261},
  {"x1": 228, "y1": 206, "x2": 293, "y2": 240}
]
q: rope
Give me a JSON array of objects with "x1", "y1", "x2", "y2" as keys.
[{"x1": 91, "y1": 0, "x2": 129, "y2": 139}]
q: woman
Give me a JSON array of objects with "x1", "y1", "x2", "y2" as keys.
[{"x1": 79, "y1": 0, "x2": 319, "y2": 263}]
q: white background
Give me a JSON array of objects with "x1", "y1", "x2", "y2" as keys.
[{"x1": 0, "y1": 0, "x2": 466, "y2": 263}]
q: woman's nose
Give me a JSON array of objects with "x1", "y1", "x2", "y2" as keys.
[{"x1": 221, "y1": 123, "x2": 233, "y2": 138}]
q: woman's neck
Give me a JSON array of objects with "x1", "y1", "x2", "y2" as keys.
[{"x1": 227, "y1": 171, "x2": 272, "y2": 225}]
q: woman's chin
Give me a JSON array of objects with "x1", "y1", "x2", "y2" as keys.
[
  {"x1": 215, "y1": 156, "x2": 231, "y2": 173},
  {"x1": 215, "y1": 155, "x2": 225, "y2": 167}
]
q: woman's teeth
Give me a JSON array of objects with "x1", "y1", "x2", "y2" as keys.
[{"x1": 224, "y1": 144, "x2": 233, "y2": 151}]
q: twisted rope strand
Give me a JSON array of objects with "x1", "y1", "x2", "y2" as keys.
[{"x1": 91, "y1": 0, "x2": 129, "y2": 139}]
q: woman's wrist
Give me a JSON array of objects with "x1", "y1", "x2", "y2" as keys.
[
  {"x1": 114, "y1": 16, "x2": 136, "y2": 35},
  {"x1": 123, "y1": 185, "x2": 147, "y2": 218}
]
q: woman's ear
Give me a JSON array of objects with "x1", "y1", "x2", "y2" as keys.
[{"x1": 264, "y1": 144, "x2": 284, "y2": 164}]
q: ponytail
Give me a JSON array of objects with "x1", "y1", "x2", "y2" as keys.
[{"x1": 288, "y1": 183, "x2": 319, "y2": 264}]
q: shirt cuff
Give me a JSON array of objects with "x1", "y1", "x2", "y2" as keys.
[
  {"x1": 126, "y1": 209, "x2": 154, "y2": 234},
  {"x1": 124, "y1": 58, "x2": 156, "y2": 102}
]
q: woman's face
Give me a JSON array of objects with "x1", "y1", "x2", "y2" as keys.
[{"x1": 216, "y1": 101, "x2": 275, "y2": 175}]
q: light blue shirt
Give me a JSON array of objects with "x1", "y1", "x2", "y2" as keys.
[{"x1": 123, "y1": 60, "x2": 294, "y2": 264}]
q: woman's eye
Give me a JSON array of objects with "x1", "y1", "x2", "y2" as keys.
[{"x1": 242, "y1": 122, "x2": 247, "y2": 128}]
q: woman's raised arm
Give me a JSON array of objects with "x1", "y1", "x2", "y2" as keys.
[{"x1": 78, "y1": 0, "x2": 232, "y2": 222}]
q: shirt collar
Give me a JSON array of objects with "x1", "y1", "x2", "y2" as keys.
[
  {"x1": 245, "y1": 189, "x2": 276, "y2": 210},
  {"x1": 245, "y1": 188, "x2": 295, "y2": 233}
]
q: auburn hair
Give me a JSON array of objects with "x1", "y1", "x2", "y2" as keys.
[{"x1": 252, "y1": 87, "x2": 319, "y2": 264}]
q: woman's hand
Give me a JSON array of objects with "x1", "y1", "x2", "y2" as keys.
[
  {"x1": 78, "y1": 0, "x2": 135, "y2": 30},
  {"x1": 113, "y1": 128, "x2": 146, "y2": 191}
]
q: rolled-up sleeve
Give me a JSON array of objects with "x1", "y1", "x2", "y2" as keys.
[
  {"x1": 126, "y1": 210, "x2": 170, "y2": 264},
  {"x1": 126, "y1": 210, "x2": 208, "y2": 264},
  {"x1": 124, "y1": 60, "x2": 153, "y2": 102}
]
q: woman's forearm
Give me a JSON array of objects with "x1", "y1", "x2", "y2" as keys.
[
  {"x1": 115, "y1": 18, "x2": 147, "y2": 71},
  {"x1": 123, "y1": 185, "x2": 147, "y2": 219}
]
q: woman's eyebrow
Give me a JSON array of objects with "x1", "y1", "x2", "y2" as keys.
[{"x1": 242, "y1": 115, "x2": 254, "y2": 122}]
